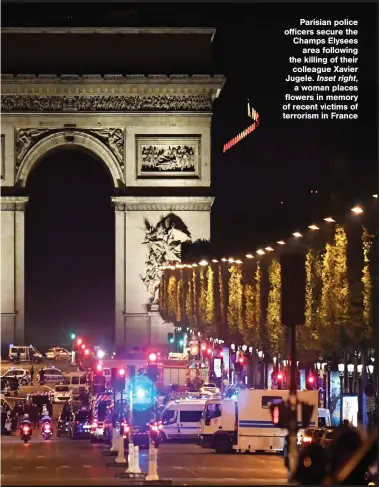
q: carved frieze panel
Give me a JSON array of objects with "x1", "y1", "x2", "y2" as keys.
[
  {"x1": 15, "y1": 127, "x2": 125, "y2": 173},
  {"x1": 2, "y1": 94, "x2": 213, "y2": 113},
  {"x1": 1, "y1": 134, "x2": 5, "y2": 180},
  {"x1": 136, "y1": 136, "x2": 200, "y2": 178}
]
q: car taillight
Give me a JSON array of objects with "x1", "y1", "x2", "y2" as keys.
[
  {"x1": 43, "y1": 424, "x2": 51, "y2": 431},
  {"x1": 23, "y1": 426, "x2": 30, "y2": 433},
  {"x1": 303, "y1": 436, "x2": 312, "y2": 443},
  {"x1": 91, "y1": 422, "x2": 97, "y2": 428},
  {"x1": 151, "y1": 425, "x2": 158, "y2": 432},
  {"x1": 76, "y1": 421, "x2": 80, "y2": 424}
]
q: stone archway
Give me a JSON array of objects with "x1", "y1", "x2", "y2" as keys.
[{"x1": 15, "y1": 128, "x2": 124, "y2": 188}]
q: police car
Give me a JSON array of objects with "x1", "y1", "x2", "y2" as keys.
[{"x1": 37, "y1": 367, "x2": 64, "y2": 383}]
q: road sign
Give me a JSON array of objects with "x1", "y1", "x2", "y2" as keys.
[{"x1": 364, "y1": 383, "x2": 375, "y2": 397}]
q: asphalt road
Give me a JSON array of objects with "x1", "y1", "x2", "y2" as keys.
[
  {"x1": 1, "y1": 435, "x2": 288, "y2": 485},
  {"x1": 1, "y1": 359, "x2": 75, "y2": 376}
]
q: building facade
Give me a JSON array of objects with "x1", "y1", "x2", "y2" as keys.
[{"x1": 0, "y1": 27, "x2": 224, "y2": 350}]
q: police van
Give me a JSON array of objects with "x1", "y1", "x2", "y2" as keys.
[
  {"x1": 198, "y1": 389, "x2": 318, "y2": 454},
  {"x1": 160, "y1": 398, "x2": 207, "y2": 441}
]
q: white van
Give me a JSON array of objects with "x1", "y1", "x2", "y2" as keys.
[
  {"x1": 317, "y1": 408, "x2": 331, "y2": 427},
  {"x1": 63, "y1": 372, "x2": 88, "y2": 397},
  {"x1": 9, "y1": 345, "x2": 44, "y2": 363},
  {"x1": 160, "y1": 399, "x2": 206, "y2": 441}
]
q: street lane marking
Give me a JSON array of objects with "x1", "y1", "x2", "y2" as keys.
[
  {"x1": 36, "y1": 466, "x2": 45, "y2": 469},
  {"x1": 11, "y1": 466, "x2": 23, "y2": 470},
  {"x1": 59, "y1": 465, "x2": 70, "y2": 468},
  {"x1": 83, "y1": 465, "x2": 92, "y2": 468},
  {"x1": 37, "y1": 455, "x2": 45, "y2": 458}
]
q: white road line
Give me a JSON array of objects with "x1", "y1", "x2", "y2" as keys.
[
  {"x1": 83, "y1": 465, "x2": 93, "y2": 468},
  {"x1": 59, "y1": 465, "x2": 70, "y2": 468},
  {"x1": 37, "y1": 455, "x2": 45, "y2": 458},
  {"x1": 36, "y1": 466, "x2": 45, "y2": 469},
  {"x1": 11, "y1": 466, "x2": 23, "y2": 470}
]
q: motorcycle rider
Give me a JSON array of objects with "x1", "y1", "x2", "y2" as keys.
[{"x1": 20, "y1": 413, "x2": 32, "y2": 437}]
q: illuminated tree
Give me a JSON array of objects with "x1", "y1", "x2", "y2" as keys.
[
  {"x1": 199, "y1": 267, "x2": 207, "y2": 329},
  {"x1": 185, "y1": 270, "x2": 194, "y2": 327},
  {"x1": 205, "y1": 266, "x2": 215, "y2": 326},
  {"x1": 218, "y1": 264, "x2": 226, "y2": 322},
  {"x1": 362, "y1": 226, "x2": 374, "y2": 336},
  {"x1": 176, "y1": 274, "x2": 183, "y2": 322},
  {"x1": 266, "y1": 258, "x2": 283, "y2": 356},
  {"x1": 319, "y1": 225, "x2": 349, "y2": 354},
  {"x1": 192, "y1": 268, "x2": 198, "y2": 330},
  {"x1": 243, "y1": 278, "x2": 261, "y2": 346},
  {"x1": 167, "y1": 275, "x2": 177, "y2": 321},
  {"x1": 227, "y1": 265, "x2": 243, "y2": 332},
  {"x1": 255, "y1": 264, "x2": 262, "y2": 334}
]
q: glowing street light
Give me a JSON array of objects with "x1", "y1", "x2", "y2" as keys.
[
  {"x1": 308, "y1": 224, "x2": 319, "y2": 230},
  {"x1": 245, "y1": 254, "x2": 254, "y2": 259},
  {"x1": 324, "y1": 217, "x2": 335, "y2": 223},
  {"x1": 292, "y1": 232, "x2": 302, "y2": 238},
  {"x1": 265, "y1": 247, "x2": 274, "y2": 252},
  {"x1": 351, "y1": 206, "x2": 363, "y2": 215},
  {"x1": 235, "y1": 259, "x2": 243, "y2": 264},
  {"x1": 97, "y1": 349, "x2": 105, "y2": 359},
  {"x1": 256, "y1": 249, "x2": 265, "y2": 255},
  {"x1": 212, "y1": 259, "x2": 219, "y2": 263},
  {"x1": 228, "y1": 258, "x2": 235, "y2": 263},
  {"x1": 373, "y1": 194, "x2": 378, "y2": 199},
  {"x1": 221, "y1": 258, "x2": 227, "y2": 262},
  {"x1": 277, "y1": 241, "x2": 286, "y2": 245},
  {"x1": 192, "y1": 263, "x2": 198, "y2": 267},
  {"x1": 199, "y1": 260, "x2": 208, "y2": 266}
]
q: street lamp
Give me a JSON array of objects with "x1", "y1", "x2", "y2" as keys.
[
  {"x1": 357, "y1": 364, "x2": 363, "y2": 374},
  {"x1": 241, "y1": 345, "x2": 247, "y2": 352},
  {"x1": 367, "y1": 364, "x2": 374, "y2": 375},
  {"x1": 338, "y1": 363, "x2": 345, "y2": 425},
  {"x1": 351, "y1": 206, "x2": 363, "y2": 215}
]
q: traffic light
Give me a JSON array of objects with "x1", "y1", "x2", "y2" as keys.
[
  {"x1": 277, "y1": 372, "x2": 283, "y2": 390},
  {"x1": 306, "y1": 374, "x2": 316, "y2": 390},
  {"x1": 270, "y1": 401, "x2": 290, "y2": 429},
  {"x1": 300, "y1": 402, "x2": 314, "y2": 428},
  {"x1": 147, "y1": 352, "x2": 159, "y2": 381},
  {"x1": 70, "y1": 333, "x2": 76, "y2": 340},
  {"x1": 168, "y1": 333, "x2": 174, "y2": 344},
  {"x1": 111, "y1": 367, "x2": 126, "y2": 391}
]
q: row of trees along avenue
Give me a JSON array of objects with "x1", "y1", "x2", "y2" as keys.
[{"x1": 158, "y1": 198, "x2": 377, "y2": 365}]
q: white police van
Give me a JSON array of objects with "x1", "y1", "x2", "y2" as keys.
[{"x1": 160, "y1": 399, "x2": 207, "y2": 441}]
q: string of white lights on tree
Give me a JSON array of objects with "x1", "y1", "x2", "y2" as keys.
[{"x1": 160, "y1": 195, "x2": 377, "y2": 271}]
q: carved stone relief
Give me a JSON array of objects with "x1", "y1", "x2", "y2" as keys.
[
  {"x1": 15, "y1": 127, "x2": 125, "y2": 173},
  {"x1": 141, "y1": 213, "x2": 192, "y2": 304},
  {"x1": 137, "y1": 137, "x2": 200, "y2": 178},
  {"x1": 2, "y1": 94, "x2": 213, "y2": 113}
]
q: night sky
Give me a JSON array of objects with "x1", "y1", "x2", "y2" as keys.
[{"x1": 2, "y1": 3, "x2": 377, "y2": 345}]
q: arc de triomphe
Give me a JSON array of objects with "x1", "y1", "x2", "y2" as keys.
[{"x1": 0, "y1": 27, "x2": 224, "y2": 350}]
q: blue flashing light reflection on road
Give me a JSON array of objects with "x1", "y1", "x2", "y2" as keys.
[{"x1": 136, "y1": 388, "x2": 146, "y2": 399}]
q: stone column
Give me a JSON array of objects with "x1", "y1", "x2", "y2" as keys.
[
  {"x1": 114, "y1": 201, "x2": 127, "y2": 348},
  {"x1": 1, "y1": 196, "x2": 28, "y2": 346}
]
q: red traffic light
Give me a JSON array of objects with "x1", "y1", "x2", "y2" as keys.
[
  {"x1": 201, "y1": 344, "x2": 207, "y2": 351},
  {"x1": 84, "y1": 349, "x2": 90, "y2": 356},
  {"x1": 119, "y1": 368, "x2": 126, "y2": 376},
  {"x1": 239, "y1": 357, "x2": 244, "y2": 364},
  {"x1": 277, "y1": 373, "x2": 283, "y2": 381},
  {"x1": 307, "y1": 376, "x2": 315, "y2": 384},
  {"x1": 207, "y1": 348, "x2": 212, "y2": 355},
  {"x1": 77, "y1": 338, "x2": 82, "y2": 346},
  {"x1": 81, "y1": 344, "x2": 86, "y2": 350},
  {"x1": 96, "y1": 364, "x2": 103, "y2": 372},
  {"x1": 148, "y1": 353, "x2": 157, "y2": 362}
]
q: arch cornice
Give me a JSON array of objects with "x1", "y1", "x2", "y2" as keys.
[{"x1": 15, "y1": 129, "x2": 124, "y2": 188}]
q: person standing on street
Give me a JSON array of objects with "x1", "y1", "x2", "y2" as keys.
[
  {"x1": 39, "y1": 368, "x2": 45, "y2": 385},
  {"x1": 30, "y1": 366, "x2": 34, "y2": 385}
]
